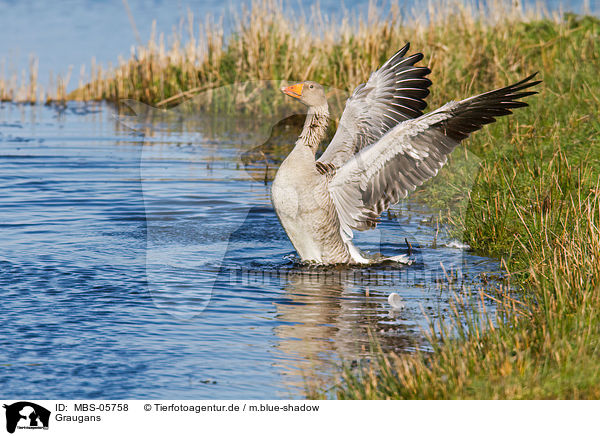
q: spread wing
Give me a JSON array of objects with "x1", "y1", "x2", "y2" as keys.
[
  {"x1": 317, "y1": 43, "x2": 432, "y2": 170},
  {"x1": 328, "y1": 73, "x2": 541, "y2": 240}
]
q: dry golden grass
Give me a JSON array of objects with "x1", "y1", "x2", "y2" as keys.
[{"x1": 0, "y1": 0, "x2": 560, "y2": 108}]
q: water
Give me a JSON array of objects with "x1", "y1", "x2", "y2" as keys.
[
  {"x1": 0, "y1": 102, "x2": 502, "y2": 398},
  {"x1": 0, "y1": 0, "x2": 597, "y2": 92}
]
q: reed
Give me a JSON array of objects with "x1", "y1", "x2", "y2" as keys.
[
  {"x1": 74, "y1": 0, "x2": 555, "y2": 111},
  {"x1": 0, "y1": 0, "x2": 566, "y2": 109}
]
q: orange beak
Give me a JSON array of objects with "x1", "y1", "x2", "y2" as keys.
[{"x1": 281, "y1": 83, "x2": 303, "y2": 99}]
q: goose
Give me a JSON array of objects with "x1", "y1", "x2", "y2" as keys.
[{"x1": 271, "y1": 43, "x2": 539, "y2": 265}]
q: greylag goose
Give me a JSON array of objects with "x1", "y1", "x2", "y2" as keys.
[{"x1": 272, "y1": 43, "x2": 539, "y2": 265}]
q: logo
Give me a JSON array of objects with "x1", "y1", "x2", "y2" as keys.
[{"x1": 3, "y1": 402, "x2": 50, "y2": 434}]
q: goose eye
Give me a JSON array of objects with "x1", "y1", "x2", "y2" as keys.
[{"x1": 310, "y1": 85, "x2": 314, "y2": 89}]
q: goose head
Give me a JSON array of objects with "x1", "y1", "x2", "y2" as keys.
[{"x1": 281, "y1": 81, "x2": 327, "y2": 107}]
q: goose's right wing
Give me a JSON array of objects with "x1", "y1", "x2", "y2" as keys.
[
  {"x1": 328, "y1": 73, "x2": 541, "y2": 240},
  {"x1": 317, "y1": 43, "x2": 431, "y2": 171}
]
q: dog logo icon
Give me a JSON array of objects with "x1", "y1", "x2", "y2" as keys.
[{"x1": 3, "y1": 402, "x2": 50, "y2": 434}]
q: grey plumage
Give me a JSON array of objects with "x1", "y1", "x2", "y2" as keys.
[{"x1": 318, "y1": 43, "x2": 432, "y2": 169}]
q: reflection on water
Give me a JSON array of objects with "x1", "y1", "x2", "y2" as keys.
[
  {"x1": 272, "y1": 269, "x2": 415, "y2": 394},
  {"x1": 0, "y1": 102, "x2": 500, "y2": 398}
]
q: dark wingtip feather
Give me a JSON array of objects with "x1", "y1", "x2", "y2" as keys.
[
  {"x1": 382, "y1": 43, "x2": 411, "y2": 69},
  {"x1": 510, "y1": 90, "x2": 539, "y2": 99},
  {"x1": 505, "y1": 73, "x2": 542, "y2": 94},
  {"x1": 520, "y1": 71, "x2": 540, "y2": 83},
  {"x1": 405, "y1": 52, "x2": 424, "y2": 64},
  {"x1": 434, "y1": 73, "x2": 540, "y2": 142}
]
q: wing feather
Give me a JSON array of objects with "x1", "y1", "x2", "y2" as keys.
[
  {"x1": 329, "y1": 73, "x2": 541, "y2": 238},
  {"x1": 317, "y1": 43, "x2": 432, "y2": 169}
]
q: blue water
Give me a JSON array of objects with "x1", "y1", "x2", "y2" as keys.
[{"x1": 0, "y1": 102, "x2": 502, "y2": 398}]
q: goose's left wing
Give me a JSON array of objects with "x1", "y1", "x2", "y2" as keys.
[
  {"x1": 329, "y1": 73, "x2": 540, "y2": 240},
  {"x1": 317, "y1": 43, "x2": 432, "y2": 171}
]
